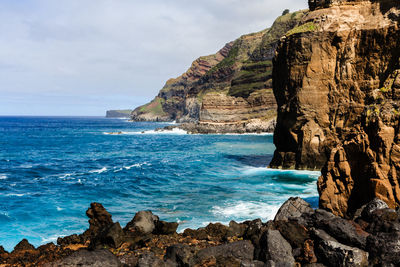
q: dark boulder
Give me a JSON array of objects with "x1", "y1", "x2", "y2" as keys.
[
  {"x1": 227, "y1": 220, "x2": 247, "y2": 238},
  {"x1": 124, "y1": 211, "x2": 159, "y2": 234},
  {"x1": 154, "y1": 220, "x2": 179, "y2": 235},
  {"x1": 259, "y1": 229, "x2": 295, "y2": 266},
  {"x1": 366, "y1": 208, "x2": 400, "y2": 234},
  {"x1": 137, "y1": 252, "x2": 175, "y2": 267},
  {"x1": 366, "y1": 231, "x2": 400, "y2": 266},
  {"x1": 274, "y1": 220, "x2": 309, "y2": 248},
  {"x1": 44, "y1": 249, "x2": 122, "y2": 267},
  {"x1": 192, "y1": 240, "x2": 254, "y2": 266},
  {"x1": 319, "y1": 217, "x2": 369, "y2": 249},
  {"x1": 274, "y1": 197, "x2": 314, "y2": 222},
  {"x1": 242, "y1": 219, "x2": 271, "y2": 260},
  {"x1": 313, "y1": 229, "x2": 368, "y2": 267},
  {"x1": 90, "y1": 222, "x2": 126, "y2": 249},
  {"x1": 183, "y1": 222, "x2": 229, "y2": 241},
  {"x1": 164, "y1": 244, "x2": 194, "y2": 267},
  {"x1": 360, "y1": 198, "x2": 389, "y2": 221}
]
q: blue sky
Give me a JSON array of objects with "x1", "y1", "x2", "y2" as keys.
[{"x1": 0, "y1": 0, "x2": 307, "y2": 116}]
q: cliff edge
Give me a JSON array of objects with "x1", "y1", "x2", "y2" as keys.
[
  {"x1": 131, "y1": 11, "x2": 306, "y2": 133},
  {"x1": 270, "y1": 0, "x2": 400, "y2": 216}
]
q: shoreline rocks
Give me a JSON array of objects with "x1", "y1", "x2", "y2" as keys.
[{"x1": 1, "y1": 197, "x2": 400, "y2": 266}]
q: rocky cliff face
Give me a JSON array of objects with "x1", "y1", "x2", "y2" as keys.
[
  {"x1": 270, "y1": 0, "x2": 400, "y2": 216},
  {"x1": 106, "y1": 110, "x2": 132, "y2": 118},
  {"x1": 131, "y1": 11, "x2": 306, "y2": 132}
]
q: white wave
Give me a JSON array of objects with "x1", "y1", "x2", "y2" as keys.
[
  {"x1": 41, "y1": 234, "x2": 59, "y2": 244},
  {"x1": 138, "y1": 128, "x2": 188, "y2": 135},
  {"x1": 124, "y1": 163, "x2": 143, "y2": 170},
  {"x1": 0, "y1": 174, "x2": 7, "y2": 180},
  {"x1": 56, "y1": 206, "x2": 63, "y2": 211},
  {"x1": 241, "y1": 166, "x2": 321, "y2": 177},
  {"x1": 6, "y1": 193, "x2": 26, "y2": 197},
  {"x1": 59, "y1": 173, "x2": 74, "y2": 179},
  {"x1": 212, "y1": 200, "x2": 281, "y2": 221},
  {"x1": 89, "y1": 167, "x2": 107, "y2": 174}
]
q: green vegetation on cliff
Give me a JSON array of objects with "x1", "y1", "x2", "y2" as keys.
[{"x1": 131, "y1": 10, "x2": 307, "y2": 122}]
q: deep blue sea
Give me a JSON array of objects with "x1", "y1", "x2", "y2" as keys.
[{"x1": 0, "y1": 116, "x2": 320, "y2": 251}]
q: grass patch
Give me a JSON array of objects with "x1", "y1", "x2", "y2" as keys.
[
  {"x1": 286, "y1": 22, "x2": 318, "y2": 36},
  {"x1": 139, "y1": 97, "x2": 166, "y2": 116},
  {"x1": 207, "y1": 45, "x2": 239, "y2": 74}
]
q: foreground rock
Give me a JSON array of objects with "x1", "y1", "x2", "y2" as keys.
[{"x1": 2, "y1": 197, "x2": 400, "y2": 266}]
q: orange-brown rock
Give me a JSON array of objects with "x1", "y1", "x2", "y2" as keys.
[{"x1": 270, "y1": 0, "x2": 400, "y2": 216}]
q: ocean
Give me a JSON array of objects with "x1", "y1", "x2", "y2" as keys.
[{"x1": 0, "y1": 116, "x2": 320, "y2": 251}]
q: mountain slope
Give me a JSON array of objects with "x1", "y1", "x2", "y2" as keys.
[{"x1": 131, "y1": 10, "x2": 306, "y2": 133}]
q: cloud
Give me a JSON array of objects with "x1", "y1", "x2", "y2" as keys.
[{"x1": 0, "y1": 0, "x2": 307, "y2": 115}]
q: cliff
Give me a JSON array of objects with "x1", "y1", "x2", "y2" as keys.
[
  {"x1": 270, "y1": 0, "x2": 400, "y2": 216},
  {"x1": 131, "y1": 11, "x2": 306, "y2": 132},
  {"x1": 106, "y1": 110, "x2": 133, "y2": 118}
]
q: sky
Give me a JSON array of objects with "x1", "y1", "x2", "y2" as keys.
[{"x1": 0, "y1": 0, "x2": 307, "y2": 116}]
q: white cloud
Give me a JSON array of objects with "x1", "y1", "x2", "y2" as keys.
[{"x1": 0, "y1": 0, "x2": 307, "y2": 115}]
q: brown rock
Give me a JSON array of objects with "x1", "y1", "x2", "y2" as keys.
[
  {"x1": 13, "y1": 239, "x2": 35, "y2": 251},
  {"x1": 270, "y1": 0, "x2": 400, "y2": 216}
]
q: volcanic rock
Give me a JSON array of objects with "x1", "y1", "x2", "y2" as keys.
[{"x1": 44, "y1": 249, "x2": 122, "y2": 267}]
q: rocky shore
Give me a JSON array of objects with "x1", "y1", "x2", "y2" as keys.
[{"x1": 1, "y1": 197, "x2": 399, "y2": 266}]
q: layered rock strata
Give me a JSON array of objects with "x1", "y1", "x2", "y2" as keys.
[
  {"x1": 131, "y1": 11, "x2": 306, "y2": 133},
  {"x1": 2, "y1": 197, "x2": 400, "y2": 266},
  {"x1": 270, "y1": 0, "x2": 400, "y2": 216}
]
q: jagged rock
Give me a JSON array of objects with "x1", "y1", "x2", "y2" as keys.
[
  {"x1": 242, "y1": 219, "x2": 271, "y2": 260},
  {"x1": 57, "y1": 234, "x2": 82, "y2": 246},
  {"x1": 0, "y1": 245, "x2": 7, "y2": 254},
  {"x1": 313, "y1": 229, "x2": 368, "y2": 267},
  {"x1": 90, "y1": 222, "x2": 125, "y2": 249},
  {"x1": 83, "y1": 202, "x2": 114, "y2": 240},
  {"x1": 164, "y1": 244, "x2": 194, "y2": 267},
  {"x1": 44, "y1": 249, "x2": 122, "y2": 267},
  {"x1": 125, "y1": 210, "x2": 159, "y2": 234},
  {"x1": 259, "y1": 229, "x2": 295, "y2": 266},
  {"x1": 13, "y1": 239, "x2": 35, "y2": 251},
  {"x1": 154, "y1": 220, "x2": 179, "y2": 235},
  {"x1": 192, "y1": 240, "x2": 254, "y2": 266},
  {"x1": 274, "y1": 197, "x2": 314, "y2": 221},
  {"x1": 227, "y1": 220, "x2": 247, "y2": 238},
  {"x1": 319, "y1": 217, "x2": 369, "y2": 249},
  {"x1": 183, "y1": 222, "x2": 229, "y2": 242},
  {"x1": 274, "y1": 220, "x2": 309, "y2": 248}
]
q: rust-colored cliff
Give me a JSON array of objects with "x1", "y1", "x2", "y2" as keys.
[{"x1": 271, "y1": 0, "x2": 400, "y2": 216}]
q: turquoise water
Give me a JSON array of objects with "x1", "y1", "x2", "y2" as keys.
[{"x1": 0, "y1": 116, "x2": 320, "y2": 251}]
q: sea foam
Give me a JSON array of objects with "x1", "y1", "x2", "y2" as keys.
[{"x1": 212, "y1": 201, "x2": 281, "y2": 221}]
